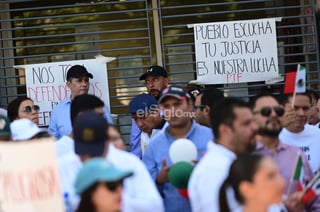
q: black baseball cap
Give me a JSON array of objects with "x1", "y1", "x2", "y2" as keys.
[
  {"x1": 66, "y1": 65, "x2": 93, "y2": 81},
  {"x1": 139, "y1": 65, "x2": 168, "y2": 80},
  {"x1": 73, "y1": 111, "x2": 109, "y2": 157}
]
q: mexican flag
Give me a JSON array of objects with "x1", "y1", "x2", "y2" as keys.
[
  {"x1": 283, "y1": 64, "x2": 306, "y2": 94},
  {"x1": 302, "y1": 173, "x2": 320, "y2": 204},
  {"x1": 293, "y1": 154, "x2": 304, "y2": 191}
]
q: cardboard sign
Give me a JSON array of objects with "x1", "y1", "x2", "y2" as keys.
[
  {"x1": 193, "y1": 18, "x2": 279, "y2": 84},
  {"x1": 0, "y1": 139, "x2": 64, "y2": 212},
  {"x1": 14, "y1": 55, "x2": 115, "y2": 126}
]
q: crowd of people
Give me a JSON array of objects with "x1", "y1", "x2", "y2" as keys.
[{"x1": 1, "y1": 64, "x2": 320, "y2": 212}]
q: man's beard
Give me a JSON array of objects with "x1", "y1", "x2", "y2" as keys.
[
  {"x1": 150, "y1": 89, "x2": 161, "y2": 100},
  {"x1": 258, "y1": 127, "x2": 281, "y2": 137}
]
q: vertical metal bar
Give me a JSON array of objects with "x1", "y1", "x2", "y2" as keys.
[
  {"x1": 0, "y1": 2, "x2": 17, "y2": 106},
  {"x1": 311, "y1": 1, "x2": 320, "y2": 88},
  {"x1": 145, "y1": 0, "x2": 153, "y2": 64},
  {"x1": 151, "y1": 0, "x2": 163, "y2": 66}
]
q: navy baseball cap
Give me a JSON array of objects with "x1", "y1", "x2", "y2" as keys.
[
  {"x1": 66, "y1": 65, "x2": 93, "y2": 81},
  {"x1": 158, "y1": 85, "x2": 191, "y2": 104},
  {"x1": 139, "y1": 65, "x2": 168, "y2": 80},
  {"x1": 129, "y1": 94, "x2": 158, "y2": 114},
  {"x1": 73, "y1": 111, "x2": 109, "y2": 156}
]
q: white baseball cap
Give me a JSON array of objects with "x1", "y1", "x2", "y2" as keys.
[{"x1": 10, "y1": 118, "x2": 48, "y2": 141}]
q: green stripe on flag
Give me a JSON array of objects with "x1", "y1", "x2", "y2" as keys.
[{"x1": 293, "y1": 156, "x2": 303, "y2": 180}]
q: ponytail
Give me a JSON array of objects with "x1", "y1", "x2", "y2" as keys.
[{"x1": 219, "y1": 177, "x2": 231, "y2": 212}]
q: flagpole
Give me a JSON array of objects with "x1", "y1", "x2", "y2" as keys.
[
  {"x1": 303, "y1": 172, "x2": 320, "y2": 194},
  {"x1": 287, "y1": 151, "x2": 301, "y2": 196},
  {"x1": 290, "y1": 64, "x2": 300, "y2": 108},
  {"x1": 291, "y1": 91, "x2": 296, "y2": 108}
]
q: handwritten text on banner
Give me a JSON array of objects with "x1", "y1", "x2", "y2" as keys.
[
  {"x1": 193, "y1": 18, "x2": 279, "y2": 84},
  {"x1": 0, "y1": 139, "x2": 64, "y2": 212}
]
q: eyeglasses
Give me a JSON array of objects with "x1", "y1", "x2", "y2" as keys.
[
  {"x1": 194, "y1": 105, "x2": 205, "y2": 110},
  {"x1": 145, "y1": 77, "x2": 160, "y2": 86},
  {"x1": 104, "y1": 180, "x2": 123, "y2": 192},
  {"x1": 253, "y1": 106, "x2": 284, "y2": 117},
  {"x1": 23, "y1": 105, "x2": 40, "y2": 113}
]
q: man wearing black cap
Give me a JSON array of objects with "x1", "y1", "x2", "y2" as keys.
[
  {"x1": 48, "y1": 65, "x2": 113, "y2": 139},
  {"x1": 130, "y1": 65, "x2": 169, "y2": 158},
  {"x1": 139, "y1": 65, "x2": 169, "y2": 100}
]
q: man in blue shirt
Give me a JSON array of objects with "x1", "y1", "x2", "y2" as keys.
[
  {"x1": 142, "y1": 85, "x2": 213, "y2": 212},
  {"x1": 49, "y1": 65, "x2": 112, "y2": 139},
  {"x1": 129, "y1": 94, "x2": 166, "y2": 156},
  {"x1": 130, "y1": 65, "x2": 169, "y2": 158}
]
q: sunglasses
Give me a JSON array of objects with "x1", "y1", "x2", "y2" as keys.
[
  {"x1": 194, "y1": 105, "x2": 205, "y2": 110},
  {"x1": 104, "y1": 180, "x2": 123, "y2": 192},
  {"x1": 23, "y1": 105, "x2": 40, "y2": 113},
  {"x1": 253, "y1": 106, "x2": 284, "y2": 117}
]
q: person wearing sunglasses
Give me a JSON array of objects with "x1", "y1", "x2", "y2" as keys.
[
  {"x1": 75, "y1": 158, "x2": 133, "y2": 212},
  {"x1": 7, "y1": 96, "x2": 40, "y2": 125},
  {"x1": 250, "y1": 93, "x2": 320, "y2": 211},
  {"x1": 193, "y1": 87, "x2": 224, "y2": 127}
]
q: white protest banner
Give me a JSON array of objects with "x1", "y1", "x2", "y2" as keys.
[
  {"x1": 0, "y1": 139, "x2": 64, "y2": 212},
  {"x1": 192, "y1": 18, "x2": 279, "y2": 84},
  {"x1": 14, "y1": 55, "x2": 115, "y2": 126}
]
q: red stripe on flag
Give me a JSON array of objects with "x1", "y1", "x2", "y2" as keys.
[
  {"x1": 303, "y1": 188, "x2": 317, "y2": 204},
  {"x1": 283, "y1": 72, "x2": 296, "y2": 94},
  {"x1": 297, "y1": 181, "x2": 304, "y2": 191}
]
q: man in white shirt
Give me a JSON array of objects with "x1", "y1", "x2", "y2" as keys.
[
  {"x1": 58, "y1": 97, "x2": 164, "y2": 212},
  {"x1": 279, "y1": 92, "x2": 320, "y2": 174},
  {"x1": 188, "y1": 97, "x2": 258, "y2": 212}
]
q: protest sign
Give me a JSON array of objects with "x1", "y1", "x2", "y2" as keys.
[
  {"x1": 0, "y1": 139, "x2": 64, "y2": 212},
  {"x1": 14, "y1": 55, "x2": 115, "y2": 126},
  {"x1": 192, "y1": 18, "x2": 279, "y2": 84}
]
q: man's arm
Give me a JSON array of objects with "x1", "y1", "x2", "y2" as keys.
[
  {"x1": 103, "y1": 106, "x2": 113, "y2": 124},
  {"x1": 48, "y1": 108, "x2": 60, "y2": 139},
  {"x1": 122, "y1": 154, "x2": 164, "y2": 212},
  {"x1": 130, "y1": 119, "x2": 142, "y2": 158}
]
